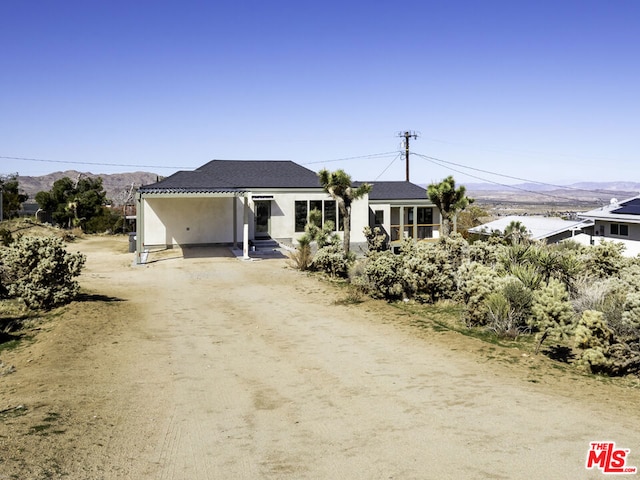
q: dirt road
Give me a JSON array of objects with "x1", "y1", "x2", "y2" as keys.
[{"x1": 2, "y1": 236, "x2": 639, "y2": 479}]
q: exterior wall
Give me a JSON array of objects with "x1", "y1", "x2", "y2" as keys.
[
  {"x1": 143, "y1": 197, "x2": 236, "y2": 247},
  {"x1": 142, "y1": 192, "x2": 370, "y2": 249},
  {"x1": 593, "y1": 220, "x2": 640, "y2": 242},
  {"x1": 264, "y1": 192, "x2": 368, "y2": 246}
]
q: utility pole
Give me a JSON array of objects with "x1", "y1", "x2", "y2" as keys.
[{"x1": 397, "y1": 131, "x2": 419, "y2": 181}]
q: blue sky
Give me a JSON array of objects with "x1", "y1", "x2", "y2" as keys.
[{"x1": 1, "y1": 0, "x2": 639, "y2": 186}]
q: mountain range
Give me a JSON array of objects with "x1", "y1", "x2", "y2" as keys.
[
  {"x1": 15, "y1": 171, "x2": 640, "y2": 208},
  {"x1": 17, "y1": 170, "x2": 160, "y2": 204}
]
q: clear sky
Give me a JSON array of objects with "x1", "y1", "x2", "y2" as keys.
[{"x1": 1, "y1": 0, "x2": 639, "y2": 186}]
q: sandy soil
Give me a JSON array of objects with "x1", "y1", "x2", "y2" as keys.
[{"x1": 1, "y1": 235, "x2": 640, "y2": 479}]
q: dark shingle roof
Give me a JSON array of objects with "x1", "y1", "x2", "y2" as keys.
[
  {"x1": 139, "y1": 160, "x2": 322, "y2": 193},
  {"x1": 356, "y1": 181, "x2": 428, "y2": 200}
]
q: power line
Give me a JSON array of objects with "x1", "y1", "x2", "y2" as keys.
[
  {"x1": 0, "y1": 155, "x2": 195, "y2": 170},
  {"x1": 413, "y1": 152, "x2": 634, "y2": 199},
  {"x1": 416, "y1": 154, "x2": 602, "y2": 205},
  {"x1": 374, "y1": 153, "x2": 401, "y2": 181},
  {"x1": 301, "y1": 151, "x2": 399, "y2": 166}
]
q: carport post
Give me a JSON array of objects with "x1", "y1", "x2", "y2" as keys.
[{"x1": 243, "y1": 196, "x2": 250, "y2": 259}]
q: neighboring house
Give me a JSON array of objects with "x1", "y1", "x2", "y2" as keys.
[
  {"x1": 135, "y1": 160, "x2": 437, "y2": 262},
  {"x1": 577, "y1": 196, "x2": 640, "y2": 257},
  {"x1": 469, "y1": 215, "x2": 590, "y2": 244}
]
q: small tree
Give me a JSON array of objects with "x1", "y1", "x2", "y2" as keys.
[
  {"x1": 503, "y1": 220, "x2": 531, "y2": 245},
  {"x1": 427, "y1": 176, "x2": 473, "y2": 237},
  {"x1": 318, "y1": 169, "x2": 371, "y2": 255},
  {"x1": 35, "y1": 176, "x2": 113, "y2": 232},
  {"x1": 0, "y1": 173, "x2": 28, "y2": 219}
]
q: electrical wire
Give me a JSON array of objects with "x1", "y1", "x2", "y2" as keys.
[
  {"x1": 374, "y1": 153, "x2": 401, "y2": 181},
  {"x1": 301, "y1": 151, "x2": 399, "y2": 166},
  {"x1": 412, "y1": 152, "x2": 624, "y2": 195},
  {"x1": 417, "y1": 154, "x2": 604, "y2": 205},
  {"x1": 0, "y1": 155, "x2": 193, "y2": 170}
]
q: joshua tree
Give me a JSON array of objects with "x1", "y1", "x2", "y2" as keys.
[
  {"x1": 318, "y1": 169, "x2": 371, "y2": 255},
  {"x1": 427, "y1": 176, "x2": 473, "y2": 237}
]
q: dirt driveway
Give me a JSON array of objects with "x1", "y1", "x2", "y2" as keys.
[{"x1": 1, "y1": 236, "x2": 640, "y2": 479}]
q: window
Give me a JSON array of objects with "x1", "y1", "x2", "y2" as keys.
[
  {"x1": 374, "y1": 210, "x2": 384, "y2": 225},
  {"x1": 295, "y1": 200, "x2": 339, "y2": 232},
  {"x1": 295, "y1": 201, "x2": 308, "y2": 232},
  {"x1": 417, "y1": 207, "x2": 433, "y2": 224},
  {"x1": 610, "y1": 223, "x2": 629, "y2": 237}
]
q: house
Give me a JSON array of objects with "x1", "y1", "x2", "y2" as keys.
[
  {"x1": 135, "y1": 160, "x2": 439, "y2": 262},
  {"x1": 469, "y1": 215, "x2": 590, "y2": 244},
  {"x1": 576, "y1": 196, "x2": 640, "y2": 257}
]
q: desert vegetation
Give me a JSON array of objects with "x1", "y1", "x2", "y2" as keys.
[
  {"x1": 291, "y1": 218, "x2": 640, "y2": 379},
  {"x1": 0, "y1": 221, "x2": 85, "y2": 314}
]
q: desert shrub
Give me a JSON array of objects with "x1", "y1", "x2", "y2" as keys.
[
  {"x1": 402, "y1": 242, "x2": 458, "y2": 303},
  {"x1": 506, "y1": 263, "x2": 543, "y2": 291},
  {"x1": 456, "y1": 261, "x2": 502, "y2": 326},
  {"x1": 360, "y1": 251, "x2": 406, "y2": 300},
  {"x1": 305, "y1": 209, "x2": 336, "y2": 248},
  {"x1": 581, "y1": 241, "x2": 627, "y2": 279},
  {"x1": 468, "y1": 239, "x2": 503, "y2": 266},
  {"x1": 0, "y1": 236, "x2": 85, "y2": 310},
  {"x1": 529, "y1": 278, "x2": 575, "y2": 353},
  {"x1": 605, "y1": 342, "x2": 640, "y2": 377},
  {"x1": 621, "y1": 292, "x2": 640, "y2": 334},
  {"x1": 288, "y1": 235, "x2": 313, "y2": 271},
  {"x1": 0, "y1": 228, "x2": 14, "y2": 246},
  {"x1": 571, "y1": 277, "x2": 611, "y2": 316},
  {"x1": 574, "y1": 310, "x2": 640, "y2": 376},
  {"x1": 436, "y1": 233, "x2": 470, "y2": 271},
  {"x1": 483, "y1": 277, "x2": 532, "y2": 338},
  {"x1": 363, "y1": 226, "x2": 388, "y2": 253},
  {"x1": 313, "y1": 239, "x2": 352, "y2": 278},
  {"x1": 502, "y1": 277, "x2": 534, "y2": 323}
]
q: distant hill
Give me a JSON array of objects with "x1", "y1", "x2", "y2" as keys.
[
  {"x1": 464, "y1": 181, "x2": 640, "y2": 193},
  {"x1": 18, "y1": 170, "x2": 161, "y2": 205}
]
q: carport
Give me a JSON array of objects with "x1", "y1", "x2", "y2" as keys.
[{"x1": 135, "y1": 188, "x2": 251, "y2": 263}]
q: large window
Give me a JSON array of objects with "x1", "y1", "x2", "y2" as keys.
[
  {"x1": 294, "y1": 200, "x2": 339, "y2": 232},
  {"x1": 610, "y1": 223, "x2": 629, "y2": 236}
]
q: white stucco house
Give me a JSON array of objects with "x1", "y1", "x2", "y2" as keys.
[
  {"x1": 135, "y1": 160, "x2": 439, "y2": 262},
  {"x1": 468, "y1": 215, "x2": 591, "y2": 244},
  {"x1": 576, "y1": 196, "x2": 640, "y2": 257}
]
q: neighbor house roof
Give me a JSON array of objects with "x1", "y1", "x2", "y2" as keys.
[
  {"x1": 579, "y1": 196, "x2": 640, "y2": 223},
  {"x1": 469, "y1": 215, "x2": 591, "y2": 241},
  {"x1": 139, "y1": 160, "x2": 322, "y2": 194}
]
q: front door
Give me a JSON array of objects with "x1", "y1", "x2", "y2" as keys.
[{"x1": 254, "y1": 201, "x2": 271, "y2": 238}]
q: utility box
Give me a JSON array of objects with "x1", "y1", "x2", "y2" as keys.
[{"x1": 128, "y1": 232, "x2": 137, "y2": 253}]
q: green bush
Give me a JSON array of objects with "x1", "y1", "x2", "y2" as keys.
[
  {"x1": 313, "y1": 239, "x2": 352, "y2": 278},
  {"x1": 402, "y1": 242, "x2": 458, "y2": 303},
  {"x1": 456, "y1": 261, "x2": 502, "y2": 326},
  {"x1": 529, "y1": 278, "x2": 575, "y2": 353},
  {"x1": 360, "y1": 251, "x2": 406, "y2": 300},
  {"x1": 581, "y1": 241, "x2": 627, "y2": 279},
  {"x1": 0, "y1": 236, "x2": 85, "y2": 309}
]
